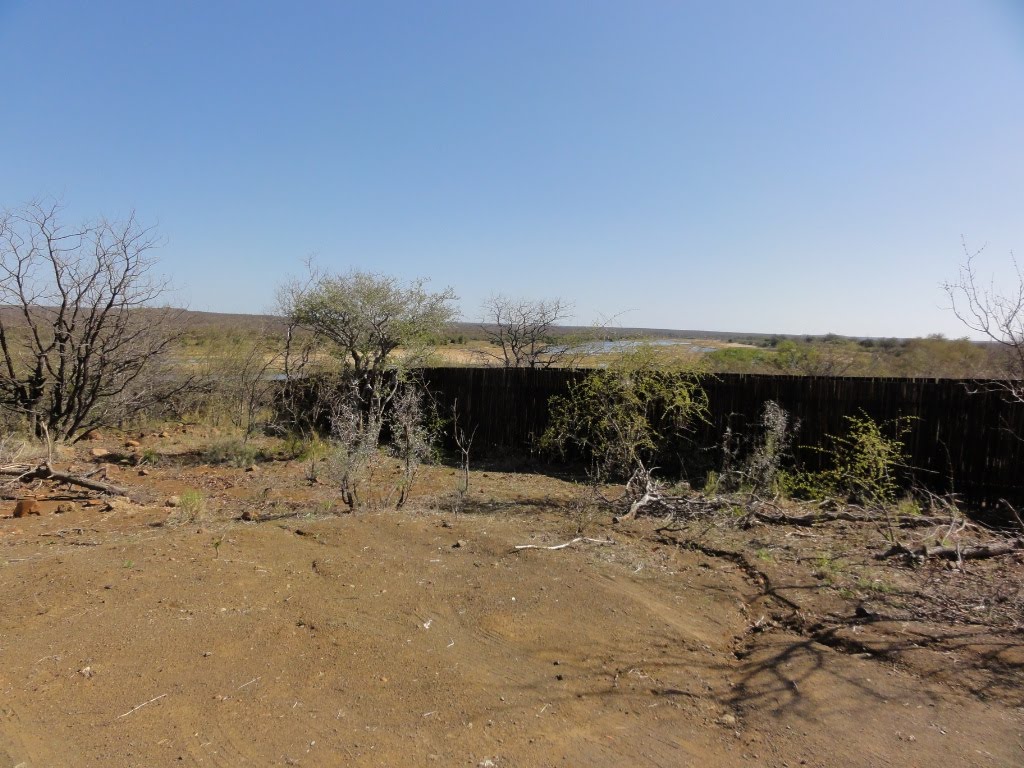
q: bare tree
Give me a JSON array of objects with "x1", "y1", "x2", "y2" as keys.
[
  {"x1": 0, "y1": 200, "x2": 187, "y2": 441},
  {"x1": 389, "y1": 378, "x2": 439, "y2": 508},
  {"x1": 944, "y1": 240, "x2": 1024, "y2": 401},
  {"x1": 479, "y1": 295, "x2": 575, "y2": 368}
]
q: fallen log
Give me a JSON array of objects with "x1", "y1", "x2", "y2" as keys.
[
  {"x1": 0, "y1": 463, "x2": 129, "y2": 497},
  {"x1": 878, "y1": 538, "x2": 1024, "y2": 562},
  {"x1": 745, "y1": 509, "x2": 947, "y2": 529}
]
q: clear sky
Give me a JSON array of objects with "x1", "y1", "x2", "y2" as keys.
[{"x1": 1, "y1": 1, "x2": 1022, "y2": 337}]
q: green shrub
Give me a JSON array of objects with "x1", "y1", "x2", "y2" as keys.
[
  {"x1": 785, "y1": 412, "x2": 913, "y2": 508},
  {"x1": 542, "y1": 346, "x2": 708, "y2": 482}
]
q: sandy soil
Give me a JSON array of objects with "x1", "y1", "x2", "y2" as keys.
[{"x1": 0, "y1": 433, "x2": 1021, "y2": 767}]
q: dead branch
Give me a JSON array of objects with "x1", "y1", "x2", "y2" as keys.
[
  {"x1": 513, "y1": 537, "x2": 615, "y2": 551},
  {"x1": 743, "y1": 508, "x2": 947, "y2": 529},
  {"x1": 878, "y1": 538, "x2": 1024, "y2": 563},
  {"x1": 0, "y1": 462, "x2": 129, "y2": 497}
]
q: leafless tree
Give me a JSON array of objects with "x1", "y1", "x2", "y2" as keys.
[
  {"x1": 479, "y1": 295, "x2": 575, "y2": 368},
  {"x1": 944, "y1": 239, "x2": 1024, "y2": 402},
  {"x1": 226, "y1": 333, "x2": 282, "y2": 442},
  {"x1": 0, "y1": 200, "x2": 188, "y2": 441},
  {"x1": 449, "y1": 399, "x2": 477, "y2": 512},
  {"x1": 389, "y1": 378, "x2": 439, "y2": 508}
]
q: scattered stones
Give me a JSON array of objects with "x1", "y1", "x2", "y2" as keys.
[
  {"x1": 12, "y1": 498, "x2": 40, "y2": 518},
  {"x1": 90, "y1": 448, "x2": 110, "y2": 459}
]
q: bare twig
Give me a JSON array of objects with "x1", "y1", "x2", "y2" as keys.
[
  {"x1": 116, "y1": 693, "x2": 167, "y2": 719},
  {"x1": 513, "y1": 537, "x2": 615, "y2": 551}
]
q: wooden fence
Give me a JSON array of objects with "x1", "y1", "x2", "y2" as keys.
[{"x1": 419, "y1": 368, "x2": 1024, "y2": 512}]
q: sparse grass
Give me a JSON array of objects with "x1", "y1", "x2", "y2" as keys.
[
  {"x1": 203, "y1": 439, "x2": 261, "y2": 468},
  {"x1": 895, "y1": 496, "x2": 922, "y2": 517},
  {"x1": 858, "y1": 577, "x2": 897, "y2": 594},
  {"x1": 176, "y1": 489, "x2": 206, "y2": 523},
  {"x1": 814, "y1": 554, "x2": 842, "y2": 574}
]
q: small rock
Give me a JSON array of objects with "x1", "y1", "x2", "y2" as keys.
[
  {"x1": 240, "y1": 508, "x2": 259, "y2": 522},
  {"x1": 718, "y1": 713, "x2": 737, "y2": 727},
  {"x1": 158, "y1": 431, "x2": 170, "y2": 438},
  {"x1": 104, "y1": 497, "x2": 135, "y2": 513},
  {"x1": 124, "y1": 439, "x2": 141, "y2": 448},
  {"x1": 245, "y1": 465, "x2": 257, "y2": 472},
  {"x1": 55, "y1": 503, "x2": 75, "y2": 514},
  {"x1": 164, "y1": 496, "x2": 180, "y2": 508},
  {"x1": 84, "y1": 430, "x2": 103, "y2": 441},
  {"x1": 453, "y1": 539, "x2": 468, "y2": 549},
  {"x1": 90, "y1": 448, "x2": 110, "y2": 459},
  {"x1": 78, "y1": 666, "x2": 94, "y2": 678},
  {"x1": 83, "y1": 499, "x2": 104, "y2": 508},
  {"x1": 138, "y1": 468, "x2": 149, "y2": 476}
]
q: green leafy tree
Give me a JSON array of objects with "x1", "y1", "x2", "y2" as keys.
[{"x1": 279, "y1": 268, "x2": 457, "y2": 417}]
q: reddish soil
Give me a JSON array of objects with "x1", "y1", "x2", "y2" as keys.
[{"x1": 0, "y1": 431, "x2": 1021, "y2": 766}]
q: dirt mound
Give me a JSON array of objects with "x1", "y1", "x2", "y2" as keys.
[{"x1": 0, "y1": 437, "x2": 1021, "y2": 766}]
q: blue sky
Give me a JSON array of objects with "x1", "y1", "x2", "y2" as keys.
[{"x1": 1, "y1": 1, "x2": 1022, "y2": 337}]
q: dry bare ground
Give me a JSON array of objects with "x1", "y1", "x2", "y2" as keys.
[{"x1": 0, "y1": 430, "x2": 1021, "y2": 766}]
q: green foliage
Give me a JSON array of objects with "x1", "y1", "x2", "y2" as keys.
[
  {"x1": 283, "y1": 269, "x2": 457, "y2": 377},
  {"x1": 283, "y1": 434, "x2": 331, "y2": 462},
  {"x1": 704, "y1": 347, "x2": 768, "y2": 373},
  {"x1": 785, "y1": 412, "x2": 914, "y2": 508},
  {"x1": 541, "y1": 347, "x2": 708, "y2": 481}
]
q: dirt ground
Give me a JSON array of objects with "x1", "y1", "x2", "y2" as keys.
[{"x1": 0, "y1": 431, "x2": 1022, "y2": 767}]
